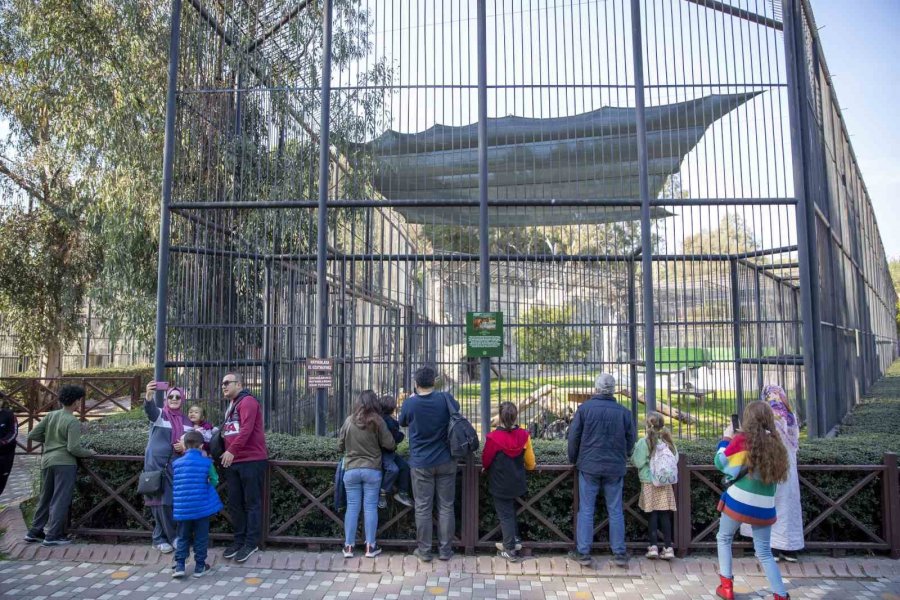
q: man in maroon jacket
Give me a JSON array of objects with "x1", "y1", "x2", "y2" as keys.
[{"x1": 219, "y1": 372, "x2": 267, "y2": 562}]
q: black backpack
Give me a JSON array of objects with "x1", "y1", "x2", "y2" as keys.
[{"x1": 443, "y1": 392, "x2": 479, "y2": 458}]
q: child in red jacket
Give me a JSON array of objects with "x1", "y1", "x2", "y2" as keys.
[{"x1": 482, "y1": 402, "x2": 536, "y2": 562}]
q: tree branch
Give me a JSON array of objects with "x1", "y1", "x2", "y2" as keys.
[{"x1": 0, "y1": 155, "x2": 43, "y2": 201}]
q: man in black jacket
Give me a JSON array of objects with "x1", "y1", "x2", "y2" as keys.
[{"x1": 567, "y1": 373, "x2": 636, "y2": 567}]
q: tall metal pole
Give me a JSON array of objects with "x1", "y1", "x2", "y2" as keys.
[
  {"x1": 477, "y1": 0, "x2": 491, "y2": 441},
  {"x1": 314, "y1": 0, "x2": 334, "y2": 436},
  {"x1": 783, "y1": 0, "x2": 821, "y2": 437},
  {"x1": 627, "y1": 260, "x2": 639, "y2": 423},
  {"x1": 730, "y1": 259, "x2": 745, "y2": 417},
  {"x1": 153, "y1": 0, "x2": 183, "y2": 398},
  {"x1": 630, "y1": 0, "x2": 656, "y2": 412}
]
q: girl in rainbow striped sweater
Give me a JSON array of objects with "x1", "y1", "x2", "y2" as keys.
[{"x1": 714, "y1": 401, "x2": 790, "y2": 600}]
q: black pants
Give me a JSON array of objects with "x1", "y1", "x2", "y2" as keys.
[
  {"x1": 29, "y1": 465, "x2": 77, "y2": 540},
  {"x1": 225, "y1": 459, "x2": 267, "y2": 548},
  {"x1": 0, "y1": 448, "x2": 14, "y2": 498},
  {"x1": 493, "y1": 496, "x2": 519, "y2": 551},
  {"x1": 648, "y1": 510, "x2": 673, "y2": 547}
]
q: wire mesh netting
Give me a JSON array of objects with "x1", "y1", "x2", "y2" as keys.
[{"x1": 161, "y1": 0, "x2": 896, "y2": 438}]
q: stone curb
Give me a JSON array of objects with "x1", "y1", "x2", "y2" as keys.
[{"x1": 0, "y1": 505, "x2": 895, "y2": 578}]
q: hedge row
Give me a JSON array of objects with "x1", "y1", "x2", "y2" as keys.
[{"x1": 72, "y1": 408, "x2": 896, "y2": 547}]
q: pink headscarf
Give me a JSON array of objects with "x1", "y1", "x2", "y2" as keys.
[{"x1": 161, "y1": 386, "x2": 191, "y2": 445}]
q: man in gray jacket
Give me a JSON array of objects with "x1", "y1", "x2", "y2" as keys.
[{"x1": 567, "y1": 373, "x2": 636, "y2": 568}]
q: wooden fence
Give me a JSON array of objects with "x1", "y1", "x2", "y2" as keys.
[
  {"x1": 68, "y1": 452, "x2": 900, "y2": 558},
  {"x1": 0, "y1": 376, "x2": 141, "y2": 454}
]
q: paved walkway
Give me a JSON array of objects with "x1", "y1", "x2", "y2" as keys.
[
  {"x1": 3, "y1": 454, "x2": 900, "y2": 599},
  {"x1": 1, "y1": 558, "x2": 898, "y2": 600},
  {"x1": 0, "y1": 453, "x2": 36, "y2": 506}
]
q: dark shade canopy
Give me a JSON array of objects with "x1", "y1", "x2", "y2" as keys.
[{"x1": 353, "y1": 92, "x2": 761, "y2": 226}]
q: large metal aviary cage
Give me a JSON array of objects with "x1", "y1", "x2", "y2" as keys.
[{"x1": 154, "y1": 0, "x2": 897, "y2": 439}]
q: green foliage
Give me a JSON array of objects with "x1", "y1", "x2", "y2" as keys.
[
  {"x1": 0, "y1": 0, "x2": 168, "y2": 368},
  {"x1": 514, "y1": 306, "x2": 591, "y2": 365}
]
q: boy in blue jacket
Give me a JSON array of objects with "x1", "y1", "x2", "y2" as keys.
[{"x1": 172, "y1": 430, "x2": 223, "y2": 578}]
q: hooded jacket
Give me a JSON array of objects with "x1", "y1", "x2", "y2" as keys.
[
  {"x1": 222, "y1": 390, "x2": 268, "y2": 462},
  {"x1": 482, "y1": 427, "x2": 536, "y2": 498}
]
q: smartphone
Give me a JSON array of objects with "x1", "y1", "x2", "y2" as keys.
[
  {"x1": 155, "y1": 381, "x2": 170, "y2": 391},
  {"x1": 731, "y1": 413, "x2": 740, "y2": 432}
]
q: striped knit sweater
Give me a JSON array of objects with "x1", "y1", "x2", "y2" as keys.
[{"x1": 714, "y1": 434, "x2": 777, "y2": 526}]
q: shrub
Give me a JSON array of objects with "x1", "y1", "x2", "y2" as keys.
[{"x1": 71, "y1": 416, "x2": 895, "y2": 548}]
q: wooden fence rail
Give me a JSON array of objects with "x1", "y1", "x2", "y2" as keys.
[
  {"x1": 68, "y1": 452, "x2": 900, "y2": 559},
  {"x1": 0, "y1": 376, "x2": 141, "y2": 454}
]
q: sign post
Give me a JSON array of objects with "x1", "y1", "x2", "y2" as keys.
[
  {"x1": 306, "y1": 357, "x2": 333, "y2": 390},
  {"x1": 466, "y1": 312, "x2": 504, "y2": 358}
]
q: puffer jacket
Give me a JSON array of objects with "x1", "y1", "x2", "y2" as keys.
[
  {"x1": 567, "y1": 394, "x2": 637, "y2": 478},
  {"x1": 172, "y1": 449, "x2": 223, "y2": 521}
]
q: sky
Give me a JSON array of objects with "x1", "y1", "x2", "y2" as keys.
[{"x1": 811, "y1": 0, "x2": 900, "y2": 260}]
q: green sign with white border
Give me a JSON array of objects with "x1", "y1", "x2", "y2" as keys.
[{"x1": 466, "y1": 311, "x2": 504, "y2": 358}]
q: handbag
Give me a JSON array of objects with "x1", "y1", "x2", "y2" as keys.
[
  {"x1": 137, "y1": 469, "x2": 164, "y2": 496},
  {"x1": 209, "y1": 429, "x2": 225, "y2": 463},
  {"x1": 210, "y1": 397, "x2": 243, "y2": 464}
]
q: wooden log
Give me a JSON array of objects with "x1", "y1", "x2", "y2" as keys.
[
  {"x1": 490, "y1": 384, "x2": 556, "y2": 426},
  {"x1": 564, "y1": 387, "x2": 699, "y2": 425}
]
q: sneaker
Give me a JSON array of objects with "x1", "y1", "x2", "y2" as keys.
[
  {"x1": 192, "y1": 564, "x2": 209, "y2": 578},
  {"x1": 660, "y1": 547, "x2": 675, "y2": 560},
  {"x1": 42, "y1": 536, "x2": 73, "y2": 547},
  {"x1": 780, "y1": 551, "x2": 799, "y2": 563},
  {"x1": 342, "y1": 545, "x2": 354, "y2": 558},
  {"x1": 495, "y1": 541, "x2": 523, "y2": 552},
  {"x1": 567, "y1": 550, "x2": 592, "y2": 566},
  {"x1": 154, "y1": 542, "x2": 174, "y2": 554},
  {"x1": 612, "y1": 553, "x2": 629, "y2": 568},
  {"x1": 222, "y1": 543, "x2": 242, "y2": 559},
  {"x1": 773, "y1": 554, "x2": 782, "y2": 563},
  {"x1": 172, "y1": 564, "x2": 186, "y2": 578},
  {"x1": 393, "y1": 491, "x2": 414, "y2": 508},
  {"x1": 234, "y1": 545, "x2": 258, "y2": 563},
  {"x1": 497, "y1": 549, "x2": 521, "y2": 563},
  {"x1": 645, "y1": 545, "x2": 659, "y2": 559},
  {"x1": 365, "y1": 544, "x2": 382, "y2": 558},
  {"x1": 438, "y1": 550, "x2": 454, "y2": 561},
  {"x1": 378, "y1": 491, "x2": 388, "y2": 510},
  {"x1": 24, "y1": 532, "x2": 44, "y2": 543},
  {"x1": 413, "y1": 548, "x2": 433, "y2": 563}
]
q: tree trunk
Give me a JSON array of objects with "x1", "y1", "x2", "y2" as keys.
[{"x1": 40, "y1": 340, "x2": 63, "y2": 378}]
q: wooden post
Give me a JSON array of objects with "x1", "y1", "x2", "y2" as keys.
[
  {"x1": 463, "y1": 457, "x2": 478, "y2": 555},
  {"x1": 883, "y1": 453, "x2": 900, "y2": 559},
  {"x1": 675, "y1": 454, "x2": 692, "y2": 557},
  {"x1": 572, "y1": 467, "x2": 580, "y2": 549},
  {"x1": 132, "y1": 375, "x2": 142, "y2": 411},
  {"x1": 261, "y1": 464, "x2": 271, "y2": 550}
]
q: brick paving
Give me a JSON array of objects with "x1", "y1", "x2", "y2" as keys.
[
  {"x1": 1, "y1": 558, "x2": 899, "y2": 600},
  {"x1": 3, "y1": 454, "x2": 900, "y2": 597},
  {"x1": 0, "y1": 454, "x2": 37, "y2": 507}
]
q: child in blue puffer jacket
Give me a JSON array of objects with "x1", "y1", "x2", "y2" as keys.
[{"x1": 172, "y1": 430, "x2": 223, "y2": 578}]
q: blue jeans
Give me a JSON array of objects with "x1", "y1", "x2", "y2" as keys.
[
  {"x1": 381, "y1": 452, "x2": 411, "y2": 494},
  {"x1": 174, "y1": 517, "x2": 210, "y2": 567},
  {"x1": 717, "y1": 512, "x2": 787, "y2": 596},
  {"x1": 576, "y1": 471, "x2": 625, "y2": 556},
  {"x1": 343, "y1": 468, "x2": 382, "y2": 546}
]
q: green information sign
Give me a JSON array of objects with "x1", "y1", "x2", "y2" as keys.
[{"x1": 466, "y1": 312, "x2": 504, "y2": 358}]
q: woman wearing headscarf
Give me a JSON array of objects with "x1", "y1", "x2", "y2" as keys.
[
  {"x1": 143, "y1": 381, "x2": 193, "y2": 554},
  {"x1": 740, "y1": 384, "x2": 804, "y2": 562}
]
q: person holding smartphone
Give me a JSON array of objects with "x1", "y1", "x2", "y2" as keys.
[{"x1": 143, "y1": 380, "x2": 193, "y2": 554}]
